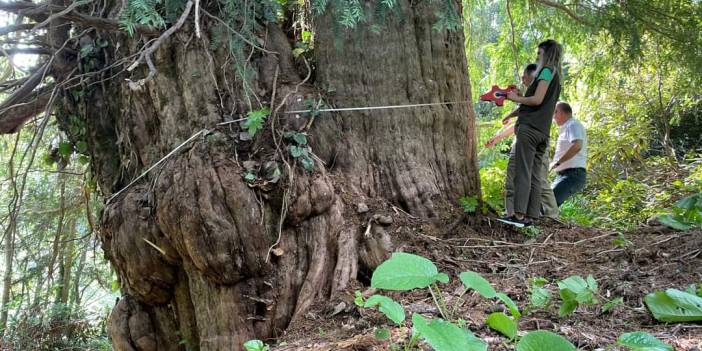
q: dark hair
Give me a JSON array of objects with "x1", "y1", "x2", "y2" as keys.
[
  {"x1": 556, "y1": 102, "x2": 572, "y2": 114},
  {"x1": 524, "y1": 63, "x2": 538, "y2": 74},
  {"x1": 537, "y1": 39, "x2": 563, "y2": 78}
]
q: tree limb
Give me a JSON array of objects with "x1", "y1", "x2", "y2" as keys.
[
  {"x1": 0, "y1": 47, "x2": 52, "y2": 56},
  {"x1": 0, "y1": 90, "x2": 52, "y2": 134},
  {"x1": 0, "y1": 1, "x2": 159, "y2": 35},
  {"x1": 0, "y1": 24, "x2": 35, "y2": 36},
  {"x1": 0, "y1": 63, "x2": 52, "y2": 134},
  {"x1": 532, "y1": 0, "x2": 593, "y2": 26}
]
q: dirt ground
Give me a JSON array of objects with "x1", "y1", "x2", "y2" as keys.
[{"x1": 271, "y1": 206, "x2": 702, "y2": 350}]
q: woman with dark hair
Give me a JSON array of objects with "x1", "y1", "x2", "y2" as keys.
[{"x1": 503, "y1": 39, "x2": 563, "y2": 226}]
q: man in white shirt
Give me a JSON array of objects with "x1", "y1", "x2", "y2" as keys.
[{"x1": 550, "y1": 102, "x2": 587, "y2": 206}]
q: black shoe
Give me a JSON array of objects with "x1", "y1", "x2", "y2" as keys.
[{"x1": 496, "y1": 215, "x2": 532, "y2": 227}]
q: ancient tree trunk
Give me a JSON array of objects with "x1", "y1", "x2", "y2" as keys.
[{"x1": 75, "y1": 1, "x2": 478, "y2": 350}]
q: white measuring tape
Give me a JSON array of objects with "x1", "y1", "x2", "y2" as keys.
[{"x1": 105, "y1": 99, "x2": 472, "y2": 204}]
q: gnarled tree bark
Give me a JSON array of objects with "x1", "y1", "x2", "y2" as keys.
[{"x1": 46, "y1": 0, "x2": 479, "y2": 350}]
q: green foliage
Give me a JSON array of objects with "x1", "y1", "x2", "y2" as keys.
[
  {"x1": 459, "y1": 271, "x2": 496, "y2": 298},
  {"x1": 244, "y1": 172, "x2": 256, "y2": 182},
  {"x1": 602, "y1": 297, "x2": 624, "y2": 314},
  {"x1": 557, "y1": 275, "x2": 598, "y2": 316},
  {"x1": 459, "y1": 196, "x2": 478, "y2": 213},
  {"x1": 371, "y1": 252, "x2": 448, "y2": 291},
  {"x1": 284, "y1": 131, "x2": 315, "y2": 171},
  {"x1": 613, "y1": 233, "x2": 633, "y2": 248},
  {"x1": 244, "y1": 107, "x2": 271, "y2": 137},
  {"x1": 119, "y1": 0, "x2": 166, "y2": 35},
  {"x1": 411, "y1": 314, "x2": 487, "y2": 351},
  {"x1": 375, "y1": 327, "x2": 391, "y2": 340},
  {"x1": 458, "y1": 270, "x2": 520, "y2": 339},
  {"x1": 617, "y1": 331, "x2": 672, "y2": 351},
  {"x1": 469, "y1": 0, "x2": 702, "y2": 231},
  {"x1": 528, "y1": 277, "x2": 551, "y2": 309},
  {"x1": 364, "y1": 295, "x2": 406, "y2": 325},
  {"x1": 485, "y1": 312, "x2": 517, "y2": 340},
  {"x1": 515, "y1": 330, "x2": 576, "y2": 351},
  {"x1": 644, "y1": 289, "x2": 702, "y2": 322},
  {"x1": 657, "y1": 193, "x2": 702, "y2": 230},
  {"x1": 243, "y1": 339, "x2": 270, "y2": 351}
]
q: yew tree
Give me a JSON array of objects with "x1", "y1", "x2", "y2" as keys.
[{"x1": 0, "y1": 0, "x2": 479, "y2": 349}]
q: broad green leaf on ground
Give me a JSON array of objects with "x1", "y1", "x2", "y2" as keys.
[
  {"x1": 617, "y1": 331, "x2": 672, "y2": 351},
  {"x1": 371, "y1": 252, "x2": 444, "y2": 291},
  {"x1": 559, "y1": 299, "x2": 578, "y2": 317},
  {"x1": 559, "y1": 275, "x2": 589, "y2": 294},
  {"x1": 516, "y1": 330, "x2": 576, "y2": 351},
  {"x1": 530, "y1": 287, "x2": 551, "y2": 308},
  {"x1": 375, "y1": 327, "x2": 391, "y2": 340},
  {"x1": 645, "y1": 289, "x2": 702, "y2": 322},
  {"x1": 364, "y1": 295, "x2": 406, "y2": 325},
  {"x1": 243, "y1": 339, "x2": 268, "y2": 351},
  {"x1": 558, "y1": 275, "x2": 598, "y2": 316},
  {"x1": 496, "y1": 292, "x2": 521, "y2": 318},
  {"x1": 412, "y1": 314, "x2": 487, "y2": 351},
  {"x1": 459, "y1": 271, "x2": 497, "y2": 298},
  {"x1": 657, "y1": 214, "x2": 693, "y2": 231},
  {"x1": 486, "y1": 312, "x2": 517, "y2": 340}
]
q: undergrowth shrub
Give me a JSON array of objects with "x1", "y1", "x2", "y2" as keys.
[{"x1": 3, "y1": 303, "x2": 110, "y2": 351}]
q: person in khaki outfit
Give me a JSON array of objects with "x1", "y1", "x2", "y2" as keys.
[
  {"x1": 485, "y1": 64, "x2": 559, "y2": 219},
  {"x1": 504, "y1": 39, "x2": 563, "y2": 226}
]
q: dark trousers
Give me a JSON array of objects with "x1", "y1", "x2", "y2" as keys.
[
  {"x1": 513, "y1": 125, "x2": 549, "y2": 217},
  {"x1": 553, "y1": 168, "x2": 587, "y2": 206}
]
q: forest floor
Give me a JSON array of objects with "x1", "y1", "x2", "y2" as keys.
[{"x1": 272, "y1": 205, "x2": 702, "y2": 351}]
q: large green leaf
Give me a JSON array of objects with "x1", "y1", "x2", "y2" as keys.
[
  {"x1": 558, "y1": 275, "x2": 598, "y2": 316},
  {"x1": 530, "y1": 287, "x2": 551, "y2": 308},
  {"x1": 645, "y1": 289, "x2": 702, "y2": 322},
  {"x1": 364, "y1": 295, "x2": 406, "y2": 325},
  {"x1": 412, "y1": 314, "x2": 487, "y2": 351},
  {"x1": 617, "y1": 331, "x2": 672, "y2": 351},
  {"x1": 243, "y1": 339, "x2": 268, "y2": 351},
  {"x1": 516, "y1": 331, "x2": 576, "y2": 351},
  {"x1": 657, "y1": 214, "x2": 693, "y2": 231},
  {"x1": 496, "y1": 292, "x2": 521, "y2": 318},
  {"x1": 485, "y1": 312, "x2": 517, "y2": 340},
  {"x1": 459, "y1": 271, "x2": 497, "y2": 298},
  {"x1": 371, "y1": 253, "x2": 443, "y2": 291}
]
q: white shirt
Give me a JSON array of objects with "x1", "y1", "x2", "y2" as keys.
[{"x1": 554, "y1": 118, "x2": 587, "y2": 172}]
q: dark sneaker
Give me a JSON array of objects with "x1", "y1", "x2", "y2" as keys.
[{"x1": 496, "y1": 215, "x2": 532, "y2": 227}]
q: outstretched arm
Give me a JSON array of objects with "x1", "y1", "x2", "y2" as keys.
[
  {"x1": 501, "y1": 106, "x2": 520, "y2": 125},
  {"x1": 485, "y1": 124, "x2": 515, "y2": 148}
]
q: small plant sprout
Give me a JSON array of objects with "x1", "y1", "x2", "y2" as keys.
[
  {"x1": 459, "y1": 196, "x2": 478, "y2": 213},
  {"x1": 528, "y1": 277, "x2": 552, "y2": 310},
  {"x1": 459, "y1": 271, "x2": 521, "y2": 340},
  {"x1": 367, "y1": 253, "x2": 487, "y2": 350},
  {"x1": 557, "y1": 274, "x2": 623, "y2": 316},
  {"x1": 243, "y1": 339, "x2": 269, "y2": 351},
  {"x1": 243, "y1": 107, "x2": 271, "y2": 137}
]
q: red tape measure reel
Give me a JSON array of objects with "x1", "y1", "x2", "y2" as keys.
[{"x1": 479, "y1": 85, "x2": 518, "y2": 106}]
